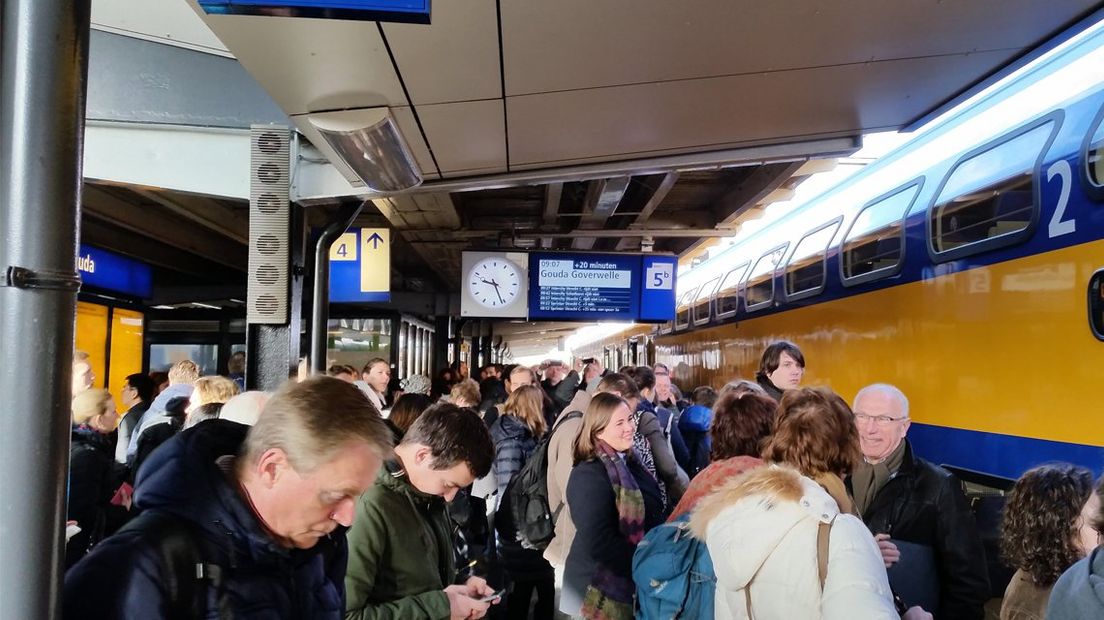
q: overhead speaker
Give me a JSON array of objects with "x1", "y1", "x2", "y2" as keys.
[
  {"x1": 248, "y1": 126, "x2": 290, "y2": 324},
  {"x1": 307, "y1": 108, "x2": 423, "y2": 193}
]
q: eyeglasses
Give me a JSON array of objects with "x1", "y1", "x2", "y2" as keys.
[{"x1": 854, "y1": 413, "x2": 909, "y2": 426}]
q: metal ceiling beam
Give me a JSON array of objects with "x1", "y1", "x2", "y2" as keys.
[
  {"x1": 616, "y1": 172, "x2": 679, "y2": 251},
  {"x1": 541, "y1": 181, "x2": 563, "y2": 248},
  {"x1": 128, "y1": 187, "x2": 249, "y2": 244},
  {"x1": 80, "y1": 218, "x2": 236, "y2": 277},
  {"x1": 82, "y1": 184, "x2": 247, "y2": 270},
  {"x1": 572, "y1": 176, "x2": 630, "y2": 250}
]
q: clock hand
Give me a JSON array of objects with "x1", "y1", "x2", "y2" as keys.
[{"x1": 489, "y1": 279, "x2": 506, "y2": 304}]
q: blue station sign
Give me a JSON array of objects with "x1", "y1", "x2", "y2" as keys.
[
  {"x1": 198, "y1": 0, "x2": 431, "y2": 23},
  {"x1": 77, "y1": 245, "x2": 154, "y2": 299},
  {"x1": 526, "y1": 252, "x2": 677, "y2": 323}
]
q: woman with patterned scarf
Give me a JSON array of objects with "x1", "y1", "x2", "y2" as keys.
[{"x1": 562, "y1": 392, "x2": 668, "y2": 619}]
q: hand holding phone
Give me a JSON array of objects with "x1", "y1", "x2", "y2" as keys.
[{"x1": 474, "y1": 589, "x2": 505, "y2": 603}]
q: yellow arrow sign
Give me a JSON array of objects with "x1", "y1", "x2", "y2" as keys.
[{"x1": 359, "y1": 228, "x2": 390, "y2": 294}]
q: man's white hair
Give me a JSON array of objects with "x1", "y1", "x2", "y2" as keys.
[
  {"x1": 220, "y1": 390, "x2": 271, "y2": 426},
  {"x1": 853, "y1": 383, "x2": 910, "y2": 418}
]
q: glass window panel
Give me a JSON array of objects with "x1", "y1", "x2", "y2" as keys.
[
  {"x1": 843, "y1": 185, "x2": 917, "y2": 280},
  {"x1": 75, "y1": 302, "x2": 109, "y2": 390},
  {"x1": 716, "y1": 263, "x2": 749, "y2": 316},
  {"x1": 1087, "y1": 109, "x2": 1104, "y2": 190},
  {"x1": 785, "y1": 221, "x2": 840, "y2": 296},
  {"x1": 692, "y1": 277, "x2": 721, "y2": 324},
  {"x1": 327, "y1": 318, "x2": 392, "y2": 371},
  {"x1": 931, "y1": 122, "x2": 1052, "y2": 253},
  {"x1": 746, "y1": 247, "x2": 786, "y2": 308},
  {"x1": 149, "y1": 343, "x2": 217, "y2": 376}
]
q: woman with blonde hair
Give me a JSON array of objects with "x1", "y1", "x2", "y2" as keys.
[
  {"x1": 67, "y1": 389, "x2": 120, "y2": 568},
  {"x1": 186, "y1": 375, "x2": 240, "y2": 421},
  {"x1": 691, "y1": 387, "x2": 916, "y2": 619},
  {"x1": 563, "y1": 392, "x2": 667, "y2": 619},
  {"x1": 489, "y1": 384, "x2": 554, "y2": 619}
]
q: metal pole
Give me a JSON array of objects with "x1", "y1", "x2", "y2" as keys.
[
  {"x1": 0, "y1": 0, "x2": 91, "y2": 616},
  {"x1": 310, "y1": 202, "x2": 364, "y2": 374}
]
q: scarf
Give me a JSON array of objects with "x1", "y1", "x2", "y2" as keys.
[
  {"x1": 580, "y1": 440, "x2": 645, "y2": 620},
  {"x1": 814, "y1": 472, "x2": 858, "y2": 517},
  {"x1": 849, "y1": 440, "x2": 907, "y2": 516}
]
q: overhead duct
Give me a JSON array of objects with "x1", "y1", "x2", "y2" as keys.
[{"x1": 307, "y1": 108, "x2": 423, "y2": 193}]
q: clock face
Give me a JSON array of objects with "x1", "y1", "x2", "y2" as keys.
[{"x1": 468, "y1": 257, "x2": 522, "y2": 309}]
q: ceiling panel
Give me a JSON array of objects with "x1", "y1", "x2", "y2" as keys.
[
  {"x1": 417, "y1": 99, "x2": 508, "y2": 175},
  {"x1": 383, "y1": 0, "x2": 501, "y2": 105},
  {"x1": 506, "y1": 50, "x2": 1011, "y2": 167},
  {"x1": 199, "y1": 10, "x2": 406, "y2": 115},
  {"x1": 95, "y1": 0, "x2": 230, "y2": 55},
  {"x1": 501, "y1": 0, "x2": 1098, "y2": 95}
]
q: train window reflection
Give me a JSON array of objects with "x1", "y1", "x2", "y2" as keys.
[
  {"x1": 785, "y1": 219, "x2": 840, "y2": 299},
  {"x1": 1084, "y1": 107, "x2": 1104, "y2": 196},
  {"x1": 715, "y1": 262, "x2": 749, "y2": 318},
  {"x1": 842, "y1": 183, "x2": 919, "y2": 284},
  {"x1": 745, "y1": 245, "x2": 787, "y2": 311},
  {"x1": 692, "y1": 277, "x2": 720, "y2": 326},
  {"x1": 931, "y1": 119, "x2": 1055, "y2": 257},
  {"x1": 675, "y1": 288, "x2": 698, "y2": 330}
]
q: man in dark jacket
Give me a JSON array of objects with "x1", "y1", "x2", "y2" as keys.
[
  {"x1": 345, "y1": 403, "x2": 498, "y2": 620},
  {"x1": 846, "y1": 383, "x2": 989, "y2": 620},
  {"x1": 63, "y1": 377, "x2": 394, "y2": 619},
  {"x1": 114, "y1": 373, "x2": 154, "y2": 465}
]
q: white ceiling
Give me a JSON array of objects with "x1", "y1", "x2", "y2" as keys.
[{"x1": 182, "y1": 0, "x2": 1100, "y2": 182}]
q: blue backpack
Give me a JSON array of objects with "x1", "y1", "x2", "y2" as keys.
[{"x1": 632, "y1": 513, "x2": 715, "y2": 619}]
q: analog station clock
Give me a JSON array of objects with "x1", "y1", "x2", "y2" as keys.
[{"x1": 468, "y1": 257, "x2": 522, "y2": 308}]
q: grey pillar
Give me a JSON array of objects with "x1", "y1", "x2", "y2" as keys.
[
  {"x1": 310, "y1": 202, "x2": 364, "y2": 374},
  {"x1": 0, "y1": 0, "x2": 91, "y2": 616}
]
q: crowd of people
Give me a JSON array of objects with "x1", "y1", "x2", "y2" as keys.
[{"x1": 59, "y1": 344, "x2": 1104, "y2": 619}]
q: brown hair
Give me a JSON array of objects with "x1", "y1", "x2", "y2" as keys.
[
  {"x1": 573, "y1": 392, "x2": 630, "y2": 464},
  {"x1": 761, "y1": 387, "x2": 860, "y2": 477},
  {"x1": 710, "y1": 392, "x2": 777, "y2": 460},
  {"x1": 362, "y1": 358, "x2": 389, "y2": 375},
  {"x1": 242, "y1": 376, "x2": 393, "y2": 472},
  {"x1": 502, "y1": 384, "x2": 546, "y2": 439},
  {"x1": 1000, "y1": 463, "x2": 1095, "y2": 586},
  {"x1": 595, "y1": 372, "x2": 641, "y2": 400},
  {"x1": 756, "y1": 341, "x2": 805, "y2": 377},
  {"x1": 389, "y1": 393, "x2": 433, "y2": 433},
  {"x1": 400, "y1": 402, "x2": 494, "y2": 478}
]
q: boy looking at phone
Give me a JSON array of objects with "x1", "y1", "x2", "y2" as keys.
[{"x1": 345, "y1": 403, "x2": 499, "y2": 620}]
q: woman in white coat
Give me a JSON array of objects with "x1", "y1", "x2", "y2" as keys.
[{"x1": 690, "y1": 387, "x2": 931, "y2": 620}]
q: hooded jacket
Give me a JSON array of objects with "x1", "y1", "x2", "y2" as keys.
[
  {"x1": 489, "y1": 414, "x2": 554, "y2": 578},
  {"x1": 690, "y1": 465, "x2": 898, "y2": 619},
  {"x1": 1047, "y1": 546, "x2": 1104, "y2": 619},
  {"x1": 63, "y1": 420, "x2": 349, "y2": 619},
  {"x1": 126, "y1": 383, "x2": 193, "y2": 459},
  {"x1": 344, "y1": 462, "x2": 455, "y2": 620},
  {"x1": 66, "y1": 425, "x2": 117, "y2": 568}
]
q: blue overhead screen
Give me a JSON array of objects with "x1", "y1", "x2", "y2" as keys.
[
  {"x1": 527, "y1": 252, "x2": 677, "y2": 322},
  {"x1": 197, "y1": 0, "x2": 431, "y2": 23},
  {"x1": 77, "y1": 245, "x2": 153, "y2": 299}
]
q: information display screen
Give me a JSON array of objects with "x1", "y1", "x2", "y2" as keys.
[
  {"x1": 78, "y1": 244, "x2": 153, "y2": 299},
  {"x1": 198, "y1": 0, "x2": 431, "y2": 23},
  {"x1": 527, "y1": 252, "x2": 676, "y2": 322}
]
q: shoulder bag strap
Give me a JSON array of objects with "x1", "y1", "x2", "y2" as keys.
[{"x1": 816, "y1": 517, "x2": 834, "y2": 591}]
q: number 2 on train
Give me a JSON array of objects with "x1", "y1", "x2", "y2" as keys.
[{"x1": 1047, "y1": 159, "x2": 1074, "y2": 238}]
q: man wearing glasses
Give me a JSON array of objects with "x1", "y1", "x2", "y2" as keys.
[
  {"x1": 847, "y1": 383, "x2": 990, "y2": 620},
  {"x1": 114, "y1": 373, "x2": 155, "y2": 465}
]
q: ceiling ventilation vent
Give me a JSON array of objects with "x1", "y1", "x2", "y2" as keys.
[{"x1": 248, "y1": 126, "x2": 290, "y2": 324}]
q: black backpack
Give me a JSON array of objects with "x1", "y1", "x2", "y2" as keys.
[{"x1": 503, "y1": 410, "x2": 583, "y2": 550}]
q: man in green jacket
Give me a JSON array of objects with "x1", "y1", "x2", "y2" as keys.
[{"x1": 345, "y1": 403, "x2": 498, "y2": 620}]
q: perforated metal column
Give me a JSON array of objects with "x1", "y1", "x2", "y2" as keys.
[{"x1": 248, "y1": 127, "x2": 290, "y2": 324}]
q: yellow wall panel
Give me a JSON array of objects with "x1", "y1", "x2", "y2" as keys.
[
  {"x1": 108, "y1": 308, "x2": 144, "y2": 408},
  {"x1": 74, "y1": 302, "x2": 108, "y2": 393}
]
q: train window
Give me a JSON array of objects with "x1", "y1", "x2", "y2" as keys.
[
  {"x1": 784, "y1": 218, "x2": 841, "y2": 300},
  {"x1": 841, "y1": 181, "x2": 921, "y2": 286},
  {"x1": 675, "y1": 288, "x2": 698, "y2": 330},
  {"x1": 1082, "y1": 105, "x2": 1104, "y2": 201},
  {"x1": 1090, "y1": 269, "x2": 1104, "y2": 341},
  {"x1": 692, "y1": 276, "x2": 721, "y2": 326},
  {"x1": 929, "y1": 117, "x2": 1057, "y2": 261},
  {"x1": 745, "y1": 244, "x2": 787, "y2": 311},
  {"x1": 715, "y1": 262, "x2": 749, "y2": 319}
]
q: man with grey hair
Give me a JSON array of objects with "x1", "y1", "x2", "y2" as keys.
[
  {"x1": 64, "y1": 376, "x2": 393, "y2": 618},
  {"x1": 847, "y1": 383, "x2": 989, "y2": 619}
]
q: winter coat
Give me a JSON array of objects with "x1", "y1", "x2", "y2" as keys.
[
  {"x1": 543, "y1": 400, "x2": 588, "y2": 567},
  {"x1": 755, "y1": 374, "x2": 784, "y2": 402},
  {"x1": 1047, "y1": 546, "x2": 1104, "y2": 619},
  {"x1": 654, "y1": 405, "x2": 692, "y2": 475},
  {"x1": 1000, "y1": 569, "x2": 1051, "y2": 620},
  {"x1": 63, "y1": 420, "x2": 349, "y2": 619},
  {"x1": 115, "y1": 401, "x2": 149, "y2": 465},
  {"x1": 126, "y1": 383, "x2": 192, "y2": 459},
  {"x1": 637, "y1": 406, "x2": 687, "y2": 504},
  {"x1": 66, "y1": 425, "x2": 117, "y2": 568},
  {"x1": 344, "y1": 461, "x2": 456, "y2": 620},
  {"x1": 542, "y1": 370, "x2": 580, "y2": 415},
  {"x1": 690, "y1": 464, "x2": 898, "y2": 619},
  {"x1": 561, "y1": 456, "x2": 667, "y2": 616},
  {"x1": 489, "y1": 414, "x2": 554, "y2": 579},
  {"x1": 846, "y1": 440, "x2": 990, "y2": 620}
]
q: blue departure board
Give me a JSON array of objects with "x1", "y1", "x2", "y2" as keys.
[
  {"x1": 77, "y1": 245, "x2": 154, "y2": 299},
  {"x1": 198, "y1": 0, "x2": 431, "y2": 23},
  {"x1": 526, "y1": 252, "x2": 676, "y2": 322}
]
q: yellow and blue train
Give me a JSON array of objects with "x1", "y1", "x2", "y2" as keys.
[{"x1": 580, "y1": 16, "x2": 1104, "y2": 482}]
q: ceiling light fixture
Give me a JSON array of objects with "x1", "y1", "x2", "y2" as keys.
[{"x1": 307, "y1": 108, "x2": 423, "y2": 193}]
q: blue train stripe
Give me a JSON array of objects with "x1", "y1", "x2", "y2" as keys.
[{"x1": 909, "y1": 422, "x2": 1104, "y2": 481}]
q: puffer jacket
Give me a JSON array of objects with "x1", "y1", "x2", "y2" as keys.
[
  {"x1": 690, "y1": 465, "x2": 898, "y2": 619},
  {"x1": 66, "y1": 425, "x2": 117, "y2": 568},
  {"x1": 846, "y1": 440, "x2": 990, "y2": 619},
  {"x1": 490, "y1": 414, "x2": 554, "y2": 579},
  {"x1": 344, "y1": 461, "x2": 456, "y2": 620},
  {"x1": 1048, "y1": 546, "x2": 1104, "y2": 619},
  {"x1": 63, "y1": 420, "x2": 349, "y2": 619}
]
